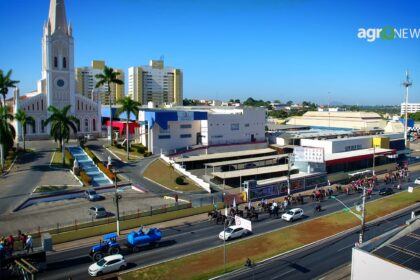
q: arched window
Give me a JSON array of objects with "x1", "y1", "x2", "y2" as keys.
[
  {"x1": 54, "y1": 57, "x2": 58, "y2": 68},
  {"x1": 84, "y1": 119, "x2": 89, "y2": 132},
  {"x1": 63, "y1": 57, "x2": 67, "y2": 69},
  {"x1": 92, "y1": 118, "x2": 96, "y2": 131},
  {"x1": 32, "y1": 121, "x2": 36, "y2": 134}
]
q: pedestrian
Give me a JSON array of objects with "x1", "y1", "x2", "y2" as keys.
[
  {"x1": 7, "y1": 235, "x2": 14, "y2": 254},
  {"x1": 20, "y1": 233, "x2": 27, "y2": 250},
  {"x1": 25, "y1": 235, "x2": 33, "y2": 253}
]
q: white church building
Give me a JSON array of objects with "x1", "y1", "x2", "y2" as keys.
[{"x1": 12, "y1": 0, "x2": 101, "y2": 140}]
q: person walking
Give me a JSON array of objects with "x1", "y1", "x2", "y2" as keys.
[
  {"x1": 20, "y1": 233, "x2": 27, "y2": 251},
  {"x1": 25, "y1": 235, "x2": 33, "y2": 253}
]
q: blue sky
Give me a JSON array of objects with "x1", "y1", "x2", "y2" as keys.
[{"x1": 1, "y1": 0, "x2": 420, "y2": 105}]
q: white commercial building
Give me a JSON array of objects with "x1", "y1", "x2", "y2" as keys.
[
  {"x1": 137, "y1": 107, "x2": 266, "y2": 154},
  {"x1": 401, "y1": 102, "x2": 420, "y2": 115}
]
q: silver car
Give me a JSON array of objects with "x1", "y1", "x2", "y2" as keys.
[{"x1": 89, "y1": 205, "x2": 107, "y2": 219}]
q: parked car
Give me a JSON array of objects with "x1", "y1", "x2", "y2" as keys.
[
  {"x1": 89, "y1": 205, "x2": 107, "y2": 219},
  {"x1": 88, "y1": 254, "x2": 126, "y2": 277},
  {"x1": 414, "y1": 177, "x2": 420, "y2": 185},
  {"x1": 244, "y1": 163, "x2": 257, "y2": 169},
  {"x1": 219, "y1": 226, "x2": 248, "y2": 241},
  {"x1": 85, "y1": 189, "x2": 101, "y2": 201},
  {"x1": 85, "y1": 134, "x2": 97, "y2": 141},
  {"x1": 281, "y1": 208, "x2": 304, "y2": 222},
  {"x1": 379, "y1": 188, "x2": 394, "y2": 196}
]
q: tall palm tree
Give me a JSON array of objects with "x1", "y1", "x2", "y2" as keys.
[
  {"x1": 0, "y1": 69, "x2": 19, "y2": 107},
  {"x1": 44, "y1": 105, "x2": 79, "y2": 166},
  {"x1": 116, "y1": 96, "x2": 141, "y2": 160},
  {"x1": 95, "y1": 66, "x2": 124, "y2": 145},
  {"x1": 0, "y1": 106, "x2": 15, "y2": 171},
  {"x1": 14, "y1": 109, "x2": 35, "y2": 152}
]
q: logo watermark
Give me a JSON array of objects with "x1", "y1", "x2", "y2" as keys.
[{"x1": 357, "y1": 27, "x2": 420, "y2": 42}]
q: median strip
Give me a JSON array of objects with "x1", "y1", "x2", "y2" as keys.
[{"x1": 119, "y1": 188, "x2": 420, "y2": 280}]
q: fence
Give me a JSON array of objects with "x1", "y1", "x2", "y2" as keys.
[{"x1": 160, "y1": 154, "x2": 211, "y2": 192}]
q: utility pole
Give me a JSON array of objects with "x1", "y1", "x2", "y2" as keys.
[
  {"x1": 403, "y1": 71, "x2": 412, "y2": 146},
  {"x1": 113, "y1": 169, "x2": 121, "y2": 235},
  {"x1": 359, "y1": 186, "x2": 367, "y2": 245}
]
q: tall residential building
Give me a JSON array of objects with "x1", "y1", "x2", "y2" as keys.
[
  {"x1": 76, "y1": 60, "x2": 125, "y2": 105},
  {"x1": 128, "y1": 60, "x2": 183, "y2": 106}
]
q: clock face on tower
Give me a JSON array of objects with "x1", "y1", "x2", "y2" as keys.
[{"x1": 57, "y1": 79, "x2": 65, "y2": 88}]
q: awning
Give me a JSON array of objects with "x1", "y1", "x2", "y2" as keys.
[{"x1": 105, "y1": 120, "x2": 139, "y2": 135}]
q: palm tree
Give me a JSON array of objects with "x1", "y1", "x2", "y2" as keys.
[
  {"x1": 14, "y1": 109, "x2": 35, "y2": 152},
  {"x1": 95, "y1": 66, "x2": 124, "y2": 145},
  {"x1": 0, "y1": 106, "x2": 15, "y2": 171},
  {"x1": 0, "y1": 69, "x2": 19, "y2": 107},
  {"x1": 116, "y1": 96, "x2": 141, "y2": 160},
  {"x1": 44, "y1": 105, "x2": 79, "y2": 166}
]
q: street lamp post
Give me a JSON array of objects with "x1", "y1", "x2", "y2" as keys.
[
  {"x1": 112, "y1": 169, "x2": 121, "y2": 235},
  {"x1": 403, "y1": 71, "x2": 412, "y2": 146}
]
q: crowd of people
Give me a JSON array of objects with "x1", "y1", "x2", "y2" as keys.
[{"x1": 0, "y1": 231, "x2": 33, "y2": 258}]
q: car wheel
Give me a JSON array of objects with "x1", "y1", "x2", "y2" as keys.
[
  {"x1": 290, "y1": 217, "x2": 293, "y2": 222},
  {"x1": 97, "y1": 271, "x2": 103, "y2": 276},
  {"x1": 120, "y1": 265, "x2": 126, "y2": 271}
]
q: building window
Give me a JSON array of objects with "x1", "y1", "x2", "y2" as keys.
[
  {"x1": 158, "y1": 135, "x2": 171, "y2": 139},
  {"x1": 41, "y1": 100, "x2": 44, "y2": 111},
  {"x1": 37, "y1": 102, "x2": 39, "y2": 111},
  {"x1": 92, "y1": 119, "x2": 96, "y2": 131},
  {"x1": 41, "y1": 120, "x2": 45, "y2": 133},
  {"x1": 77, "y1": 100, "x2": 79, "y2": 110},
  {"x1": 180, "y1": 124, "x2": 192, "y2": 129},
  {"x1": 84, "y1": 119, "x2": 89, "y2": 132},
  {"x1": 32, "y1": 104, "x2": 34, "y2": 111},
  {"x1": 180, "y1": 134, "x2": 192, "y2": 138},
  {"x1": 54, "y1": 57, "x2": 58, "y2": 68},
  {"x1": 77, "y1": 121, "x2": 80, "y2": 132},
  {"x1": 32, "y1": 122, "x2": 36, "y2": 134},
  {"x1": 63, "y1": 57, "x2": 67, "y2": 69},
  {"x1": 244, "y1": 123, "x2": 250, "y2": 127},
  {"x1": 211, "y1": 135, "x2": 223, "y2": 139},
  {"x1": 231, "y1": 123, "x2": 240, "y2": 131},
  {"x1": 159, "y1": 125, "x2": 170, "y2": 134}
]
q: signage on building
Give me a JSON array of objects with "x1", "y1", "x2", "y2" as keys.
[
  {"x1": 235, "y1": 215, "x2": 252, "y2": 232},
  {"x1": 177, "y1": 111, "x2": 194, "y2": 121},
  {"x1": 294, "y1": 146, "x2": 324, "y2": 163}
]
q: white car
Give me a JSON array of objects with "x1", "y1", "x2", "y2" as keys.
[
  {"x1": 281, "y1": 208, "x2": 304, "y2": 222},
  {"x1": 414, "y1": 177, "x2": 420, "y2": 185},
  {"x1": 88, "y1": 254, "x2": 127, "y2": 277},
  {"x1": 219, "y1": 225, "x2": 248, "y2": 241}
]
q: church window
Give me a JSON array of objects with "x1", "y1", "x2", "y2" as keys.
[
  {"x1": 32, "y1": 104, "x2": 34, "y2": 111},
  {"x1": 41, "y1": 120, "x2": 45, "y2": 133},
  {"x1": 37, "y1": 102, "x2": 39, "y2": 111},
  {"x1": 81, "y1": 102, "x2": 83, "y2": 111},
  {"x1": 84, "y1": 119, "x2": 89, "y2": 132},
  {"x1": 92, "y1": 119, "x2": 96, "y2": 131},
  {"x1": 28, "y1": 106, "x2": 30, "y2": 111},
  {"x1": 32, "y1": 122, "x2": 36, "y2": 134},
  {"x1": 85, "y1": 104, "x2": 87, "y2": 110},
  {"x1": 77, "y1": 100, "x2": 79, "y2": 110},
  {"x1": 41, "y1": 100, "x2": 44, "y2": 111},
  {"x1": 54, "y1": 57, "x2": 58, "y2": 68},
  {"x1": 63, "y1": 57, "x2": 67, "y2": 69},
  {"x1": 77, "y1": 121, "x2": 80, "y2": 132}
]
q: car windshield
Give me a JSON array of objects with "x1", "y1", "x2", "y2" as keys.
[
  {"x1": 97, "y1": 259, "x2": 106, "y2": 266},
  {"x1": 286, "y1": 211, "x2": 294, "y2": 215},
  {"x1": 90, "y1": 190, "x2": 97, "y2": 195},
  {"x1": 224, "y1": 228, "x2": 234, "y2": 234},
  {"x1": 97, "y1": 207, "x2": 105, "y2": 212}
]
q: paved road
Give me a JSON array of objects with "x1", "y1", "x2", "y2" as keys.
[
  {"x1": 0, "y1": 140, "x2": 80, "y2": 215},
  {"x1": 219, "y1": 211, "x2": 413, "y2": 280},
  {"x1": 34, "y1": 181, "x2": 414, "y2": 280}
]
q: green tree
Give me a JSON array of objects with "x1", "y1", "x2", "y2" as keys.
[
  {"x1": 0, "y1": 106, "x2": 15, "y2": 171},
  {"x1": 44, "y1": 105, "x2": 79, "y2": 166},
  {"x1": 14, "y1": 109, "x2": 35, "y2": 152},
  {"x1": 116, "y1": 96, "x2": 141, "y2": 160},
  {"x1": 95, "y1": 66, "x2": 124, "y2": 144},
  {"x1": 0, "y1": 69, "x2": 19, "y2": 107}
]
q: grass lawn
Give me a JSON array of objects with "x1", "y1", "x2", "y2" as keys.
[
  {"x1": 51, "y1": 151, "x2": 72, "y2": 168},
  {"x1": 144, "y1": 159, "x2": 203, "y2": 192},
  {"x1": 121, "y1": 188, "x2": 420, "y2": 280},
  {"x1": 104, "y1": 144, "x2": 144, "y2": 161}
]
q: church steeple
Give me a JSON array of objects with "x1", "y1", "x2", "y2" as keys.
[{"x1": 48, "y1": 0, "x2": 68, "y2": 34}]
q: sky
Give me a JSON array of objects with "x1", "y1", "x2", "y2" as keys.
[{"x1": 1, "y1": 0, "x2": 420, "y2": 105}]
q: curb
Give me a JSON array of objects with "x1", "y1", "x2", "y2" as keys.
[
  {"x1": 0, "y1": 154, "x2": 18, "y2": 177},
  {"x1": 209, "y1": 201, "x2": 420, "y2": 280},
  {"x1": 103, "y1": 145, "x2": 124, "y2": 163}
]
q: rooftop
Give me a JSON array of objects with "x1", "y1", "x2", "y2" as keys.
[
  {"x1": 212, "y1": 164, "x2": 297, "y2": 180},
  {"x1": 174, "y1": 148, "x2": 276, "y2": 163}
]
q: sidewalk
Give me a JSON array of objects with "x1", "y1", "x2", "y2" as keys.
[
  {"x1": 51, "y1": 213, "x2": 209, "y2": 252},
  {"x1": 317, "y1": 263, "x2": 351, "y2": 280}
]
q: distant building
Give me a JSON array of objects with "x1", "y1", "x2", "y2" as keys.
[
  {"x1": 128, "y1": 60, "x2": 183, "y2": 106},
  {"x1": 401, "y1": 102, "x2": 420, "y2": 115},
  {"x1": 137, "y1": 107, "x2": 266, "y2": 154},
  {"x1": 287, "y1": 111, "x2": 386, "y2": 130},
  {"x1": 75, "y1": 60, "x2": 125, "y2": 105}
]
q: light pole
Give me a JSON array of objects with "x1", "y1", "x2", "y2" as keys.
[
  {"x1": 403, "y1": 71, "x2": 412, "y2": 146},
  {"x1": 112, "y1": 168, "x2": 121, "y2": 235}
]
